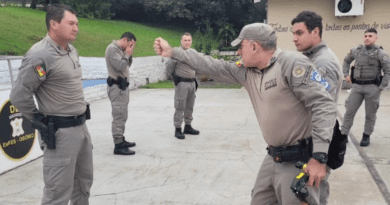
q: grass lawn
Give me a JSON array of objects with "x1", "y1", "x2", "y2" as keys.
[
  {"x1": 0, "y1": 7, "x2": 197, "y2": 57},
  {"x1": 140, "y1": 80, "x2": 242, "y2": 89}
]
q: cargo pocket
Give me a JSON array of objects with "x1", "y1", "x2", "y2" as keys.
[
  {"x1": 174, "y1": 99, "x2": 184, "y2": 110},
  {"x1": 42, "y1": 157, "x2": 72, "y2": 201}
]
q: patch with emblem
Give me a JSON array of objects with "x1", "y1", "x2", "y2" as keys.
[
  {"x1": 35, "y1": 64, "x2": 46, "y2": 77},
  {"x1": 383, "y1": 55, "x2": 389, "y2": 61},
  {"x1": 311, "y1": 70, "x2": 330, "y2": 90},
  {"x1": 235, "y1": 60, "x2": 243, "y2": 67},
  {"x1": 265, "y1": 78, "x2": 277, "y2": 91},
  {"x1": 293, "y1": 65, "x2": 306, "y2": 78}
]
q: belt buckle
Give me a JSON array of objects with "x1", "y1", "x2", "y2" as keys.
[{"x1": 273, "y1": 156, "x2": 281, "y2": 163}]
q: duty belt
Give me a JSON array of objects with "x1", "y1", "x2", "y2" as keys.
[
  {"x1": 353, "y1": 79, "x2": 376, "y2": 85},
  {"x1": 45, "y1": 112, "x2": 87, "y2": 128},
  {"x1": 178, "y1": 77, "x2": 196, "y2": 83},
  {"x1": 267, "y1": 138, "x2": 313, "y2": 163}
]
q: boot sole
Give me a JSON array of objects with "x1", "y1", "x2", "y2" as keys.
[
  {"x1": 114, "y1": 150, "x2": 136, "y2": 155},
  {"x1": 183, "y1": 132, "x2": 199, "y2": 135}
]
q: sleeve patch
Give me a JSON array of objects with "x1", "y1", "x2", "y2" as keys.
[
  {"x1": 235, "y1": 60, "x2": 243, "y2": 67},
  {"x1": 35, "y1": 64, "x2": 46, "y2": 77},
  {"x1": 383, "y1": 55, "x2": 389, "y2": 61},
  {"x1": 310, "y1": 70, "x2": 330, "y2": 90},
  {"x1": 293, "y1": 65, "x2": 306, "y2": 78}
]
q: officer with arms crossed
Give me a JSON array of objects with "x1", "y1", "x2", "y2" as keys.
[
  {"x1": 154, "y1": 23, "x2": 336, "y2": 205},
  {"x1": 292, "y1": 11, "x2": 346, "y2": 204},
  {"x1": 105, "y1": 32, "x2": 137, "y2": 155},
  {"x1": 10, "y1": 4, "x2": 93, "y2": 204},
  {"x1": 165, "y1": 32, "x2": 200, "y2": 139},
  {"x1": 341, "y1": 28, "x2": 390, "y2": 146}
]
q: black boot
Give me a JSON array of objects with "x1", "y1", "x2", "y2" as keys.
[
  {"x1": 114, "y1": 142, "x2": 135, "y2": 155},
  {"x1": 175, "y1": 128, "x2": 185, "y2": 139},
  {"x1": 122, "y1": 137, "x2": 136, "y2": 148},
  {"x1": 184, "y1": 125, "x2": 199, "y2": 135},
  {"x1": 360, "y1": 133, "x2": 370, "y2": 147}
]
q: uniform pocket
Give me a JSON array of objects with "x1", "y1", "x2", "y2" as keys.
[
  {"x1": 174, "y1": 99, "x2": 184, "y2": 110},
  {"x1": 42, "y1": 157, "x2": 72, "y2": 201}
]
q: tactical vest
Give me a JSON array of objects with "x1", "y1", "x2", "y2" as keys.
[{"x1": 354, "y1": 45, "x2": 382, "y2": 80}]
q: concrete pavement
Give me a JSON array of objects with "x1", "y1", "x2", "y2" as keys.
[{"x1": 0, "y1": 88, "x2": 389, "y2": 205}]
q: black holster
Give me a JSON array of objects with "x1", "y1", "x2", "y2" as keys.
[
  {"x1": 31, "y1": 105, "x2": 91, "y2": 150},
  {"x1": 31, "y1": 114, "x2": 57, "y2": 149},
  {"x1": 173, "y1": 73, "x2": 179, "y2": 86},
  {"x1": 350, "y1": 66, "x2": 356, "y2": 84},
  {"x1": 327, "y1": 120, "x2": 348, "y2": 170},
  {"x1": 375, "y1": 75, "x2": 383, "y2": 86},
  {"x1": 107, "y1": 76, "x2": 129, "y2": 91},
  {"x1": 267, "y1": 138, "x2": 313, "y2": 163}
]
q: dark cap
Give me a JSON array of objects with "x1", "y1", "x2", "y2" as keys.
[{"x1": 231, "y1": 23, "x2": 277, "y2": 47}]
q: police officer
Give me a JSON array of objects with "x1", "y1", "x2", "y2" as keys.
[
  {"x1": 165, "y1": 32, "x2": 199, "y2": 139},
  {"x1": 154, "y1": 23, "x2": 336, "y2": 205},
  {"x1": 341, "y1": 28, "x2": 390, "y2": 146},
  {"x1": 292, "y1": 11, "x2": 345, "y2": 204},
  {"x1": 10, "y1": 5, "x2": 93, "y2": 204},
  {"x1": 105, "y1": 32, "x2": 137, "y2": 155}
]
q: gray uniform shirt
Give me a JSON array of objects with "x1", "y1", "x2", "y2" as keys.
[
  {"x1": 166, "y1": 46, "x2": 196, "y2": 79},
  {"x1": 105, "y1": 40, "x2": 132, "y2": 81},
  {"x1": 343, "y1": 44, "x2": 390, "y2": 89},
  {"x1": 303, "y1": 42, "x2": 343, "y2": 103},
  {"x1": 171, "y1": 47, "x2": 336, "y2": 153},
  {"x1": 10, "y1": 34, "x2": 86, "y2": 120}
]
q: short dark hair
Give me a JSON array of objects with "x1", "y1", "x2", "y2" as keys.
[
  {"x1": 291, "y1": 11, "x2": 323, "y2": 38},
  {"x1": 182, "y1": 32, "x2": 192, "y2": 37},
  {"x1": 120, "y1": 32, "x2": 137, "y2": 42},
  {"x1": 46, "y1": 4, "x2": 77, "y2": 31},
  {"x1": 365, "y1": 28, "x2": 377, "y2": 34}
]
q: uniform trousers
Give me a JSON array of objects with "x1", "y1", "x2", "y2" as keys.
[
  {"x1": 40, "y1": 123, "x2": 93, "y2": 205},
  {"x1": 341, "y1": 84, "x2": 381, "y2": 135},
  {"x1": 174, "y1": 81, "x2": 196, "y2": 128},
  {"x1": 108, "y1": 84, "x2": 130, "y2": 144},
  {"x1": 251, "y1": 155, "x2": 330, "y2": 205}
]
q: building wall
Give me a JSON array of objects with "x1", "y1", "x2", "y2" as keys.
[{"x1": 268, "y1": 0, "x2": 390, "y2": 62}]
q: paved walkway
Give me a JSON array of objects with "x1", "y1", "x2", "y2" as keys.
[{"x1": 0, "y1": 88, "x2": 389, "y2": 205}]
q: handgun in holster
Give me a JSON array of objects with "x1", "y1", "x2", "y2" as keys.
[
  {"x1": 117, "y1": 76, "x2": 129, "y2": 90},
  {"x1": 350, "y1": 66, "x2": 356, "y2": 84},
  {"x1": 172, "y1": 72, "x2": 179, "y2": 86},
  {"x1": 375, "y1": 75, "x2": 383, "y2": 86},
  {"x1": 290, "y1": 161, "x2": 318, "y2": 205},
  {"x1": 31, "y1": 113, "x2": 56, "y2": 149},
  {"x1": 107, "y1": 76, "x2": 114, "y2": 87}
]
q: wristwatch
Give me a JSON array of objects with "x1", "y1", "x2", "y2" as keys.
[{"x1": 312, "y1": 152, "x2": 328, "y2": 164}]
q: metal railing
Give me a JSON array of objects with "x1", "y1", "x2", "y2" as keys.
[{"x1": 0, "y1": 56, "x2": 23, "y2": 90}]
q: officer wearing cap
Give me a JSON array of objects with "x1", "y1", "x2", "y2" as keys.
[
  {"x1": 292, "y1": 11, "x2": 346, "y2": 204},
  {"x1": 10, "y1": 4, "x2": 93, "y2": 204},
  {"x1": 154, "y1": 23, "x2": 336, "y2": 205},
  {"x1": 105, "y1": 32, "x2": 137, "y2": 155},
  {"x1": 165, "y1": 32, "x2": 200, "y2": 139},
  {"x1": 341, "y1": 28, "x2": 390, "y2": 146}
]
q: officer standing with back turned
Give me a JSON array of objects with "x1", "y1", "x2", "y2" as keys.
[
  {"x1": 105, "y1": 32, "x2": 137, "y2": 155},
  {"x1": 10, "y1": 4, "x2": 93, "y2": 204},
  {"x1": 165, "y1": 32, "x2": 200, "y2": 140},
  {"x1": 341, "y1": 28, "x2": 390, "y2": 147}
]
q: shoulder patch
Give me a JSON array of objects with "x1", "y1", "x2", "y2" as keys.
[
  {"x1": 35, "y1": 64, "x2": 46, "y2": 77},
  {"x1": 235, "y1": 60, "x2": 243, "y2": 67},
  {"x1": 293, "y1": 65, "x2": 306, "y2": 78},
  {"x1": 310, "y1": 70, "x2": 330, "y2": 90},
  {"x1": 383, "y1": 55, "x2": 389, "y2": 61}
]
